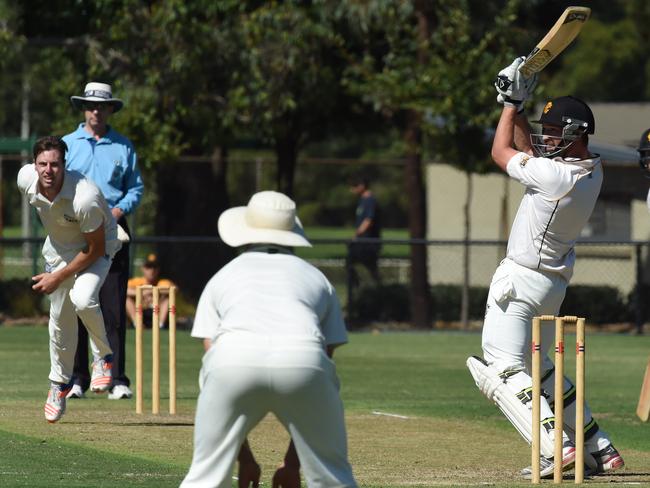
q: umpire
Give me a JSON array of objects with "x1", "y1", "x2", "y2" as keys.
[{"x1": 63, "y1": 82, "x2": 144, "y2": 400}]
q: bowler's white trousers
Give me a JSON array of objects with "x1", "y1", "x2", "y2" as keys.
[
  {"x1": 180, "y1": 333, "x2": 357, "y2": 488},
  {"x1": 47, "y1": 255, "x2": 113, "y2": 384}
]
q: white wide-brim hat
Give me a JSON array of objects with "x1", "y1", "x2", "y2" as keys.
[
  {"x1": 70, "y1": 82, "x2": 124, "y2": 112},
  {"x1": 218, "y1": 191, "x2": 311, "y2": 248}
]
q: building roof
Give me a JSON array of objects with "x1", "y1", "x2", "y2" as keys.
[
  {"x1": 591, "y1": 141, "x2": 639, "y2": 167},
  {"x1": 589, "y1": 102, "x2": 650, "y2": 147}
]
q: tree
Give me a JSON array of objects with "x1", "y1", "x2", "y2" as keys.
[
  {"x1": 3, "y1": 0, "x2": 649, "y2": 305},
  {"x1": 421, "y1": 1, "x2": 521, "y2": 328},
  {"x1": 69, "y1": 0, "x2": 239, "y2": 299},
  {"x1": 0, "y1": 1, "x2": 374, "y2": 298},
  {"x1": 340, "y1": 1, "x2": 433, "y2": 327},
  {"x1": 0, "y1": 2, "x2": 24, "y2": 135},
  {"x1": 546, "y1": 18, "x2": 645, "y2": 101},
  {"x1": 84, "y1": 1, "x2": 364, "y2": 296},
  {"x1": 221, "y1": 1, "x2": 352, "y2": 197},
  {"x1": 340, "y1": 0, "x2": 520, "y2": 327}
]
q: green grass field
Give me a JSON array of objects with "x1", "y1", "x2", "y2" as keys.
[
  {"x1": 0, "y1": 326, "x2": 648, "y2": 487},
  {"x1": 298, "y1": 227, "x2": 410, "y2": 260}
]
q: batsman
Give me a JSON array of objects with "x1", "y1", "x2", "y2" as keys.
[{"x1": 466, "y1": 57, "x2": 625, "y2": 479}]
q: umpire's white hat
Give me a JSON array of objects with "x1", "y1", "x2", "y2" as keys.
[
  {"x1": 70, "y1": 82, "x2": 124, "y2": 112},
  {"x1": 218, "y1": 191, "x2": 311, "y2": 248}
]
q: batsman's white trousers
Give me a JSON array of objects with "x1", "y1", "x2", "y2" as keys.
[
  {"x1": 481, "y1": 258, "x2": 613, "y2": 452},
  {"x1": 180, "y1": 332, "x2": 357, "y2": 488},
  {"x1": 47, "y1": 255, "x2": 113, "y2": 384},
  {"x1": 482, "y1": 258, "x2": 567, "y2": 374}
]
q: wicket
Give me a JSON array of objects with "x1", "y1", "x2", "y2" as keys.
[
  {"x1": 135, "y1": 285, "x2": 177, "y2": 415},
  {"x1": 531, "y1": 315, "x2": 585, "y2": 484}
]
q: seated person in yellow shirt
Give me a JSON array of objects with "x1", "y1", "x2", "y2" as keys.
[{"x1": 126, "y1": 254, "x2": 175, "y2": 328}]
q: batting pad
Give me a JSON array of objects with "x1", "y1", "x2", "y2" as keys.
[
  {"x1": 467, "y1": 355, "x2": 556, "y2": 457},
  {"x1": 540, "y1": 368, "x2": 600, "y2": 448}
]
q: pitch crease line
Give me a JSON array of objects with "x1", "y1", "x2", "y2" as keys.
[{"x1": 371, "y1": 410, "x2": 410, "y2": 419}]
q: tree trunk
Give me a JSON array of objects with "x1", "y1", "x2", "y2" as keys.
[
  {"x1": 403, "y1": 2, "x2": 433, "y2": 329},
  {"x1": 155, "y1": 148, "x2": 234, "y2": 301},
  {"x1": 461, "y1": 171, "x2": 472, "y2": 329},
  {"x1": 404, "y1": 109, "x2": 431, "y2": 328},
  {"x1": 275, "y1": 136, "x2": 298, "y2": 197}
]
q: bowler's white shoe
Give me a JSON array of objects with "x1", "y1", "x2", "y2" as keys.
[
  {"x1": 45, "y1": 382, "x2": 72, "y2": 423},
  {"x1": 90, "y1": 356, "x2": 113, "y2": 393}
]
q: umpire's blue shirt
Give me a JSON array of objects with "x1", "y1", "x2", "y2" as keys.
[{"x1": 63, "y1": 123, "x2": 144, "y2": 215}]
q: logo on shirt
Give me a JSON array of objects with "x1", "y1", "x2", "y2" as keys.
[
  {"x1": 63, "y1": 214, "x2": 79, "y2": 223},
  {"x1": 520, "y1": 155, "x2": 531, "y2": 167},
  {"x1": 111, "y1": 160, "x2": 124, "y2": 181}
]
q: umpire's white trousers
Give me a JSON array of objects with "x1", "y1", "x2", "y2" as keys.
[
  {"x1": 180, "y1": 332, "x2": 357, "y2": 488},
  {"x1": 47, "y1": 255, "x2": 113, "y2": 384}
]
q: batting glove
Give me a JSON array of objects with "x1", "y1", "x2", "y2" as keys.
[{"x1": 495, "y1": 56, "x2": 537, "y2": 112}]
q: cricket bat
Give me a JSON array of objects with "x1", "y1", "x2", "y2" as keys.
[
  {"x1": 637, "y1": 356, "x2": 650, "y2": 422},
  {"x1": 519, "y1": 6, "x2": 591, "y2": 78}
]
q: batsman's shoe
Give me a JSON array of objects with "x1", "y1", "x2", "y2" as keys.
[
  {"x1": 44, "y1": 382, "x2": 72, "y2": 423},
  {"x1": 66, "y1": 384, "x2": 85, "y2": 399},
  {"x1": 90, "y1": 355, "x2": 113, "y2": 393},
  {"x1": 585, "y1": 444, "x2": 624, "y2": 476},
  {"x1": 521, "y1": 441, "x2": 576, "y2": 479}
]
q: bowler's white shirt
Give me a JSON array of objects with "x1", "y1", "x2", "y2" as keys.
[
  {"x1": 505, "y1": 152, "x2": 602, "y2": 281},
  {"x1": 191, "y1": 247, "x2": 348, "y2": 347},
  {"x1": 17, "y1": 164, "x2": 120, "y2": 268}
]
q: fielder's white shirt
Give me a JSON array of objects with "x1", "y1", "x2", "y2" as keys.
[
  {"x1": 191, "y1": 247, "x2": 348, "y2": 347},
  {"x1": 17, "y1": 164, "x2": 120, "y2": 268},
  {"x1": 505, "y1": 152, "x2": 602, "y2": 281}
]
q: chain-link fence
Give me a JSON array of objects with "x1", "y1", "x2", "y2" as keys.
[
  {"x1": 1, "y1": 237, "x2": 648, "y2": 333},
  {"x1": 313, "y1": 239, "x2": 649, "y2": 332}
]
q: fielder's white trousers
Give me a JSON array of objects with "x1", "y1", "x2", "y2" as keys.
[
  {"x1": 47, "y1": 255, "x2": 113, "y2": 384},
  {"x1": 481, "y1": 258, "x2": 612, "y2": 451},
  {"x1": 180, "y1": 332, "x2": 357, "y2": 488}
]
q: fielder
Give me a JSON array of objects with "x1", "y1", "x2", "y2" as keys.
[
  {"x1": 467, "y1": 57, "x2": 624, "y2": 479},
  {"x1": 180, "y1": 191, "x2": 357, "y2": 488},
  {"x1": 17, "y1": 136, "x2": 121, "y2": 423}
]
